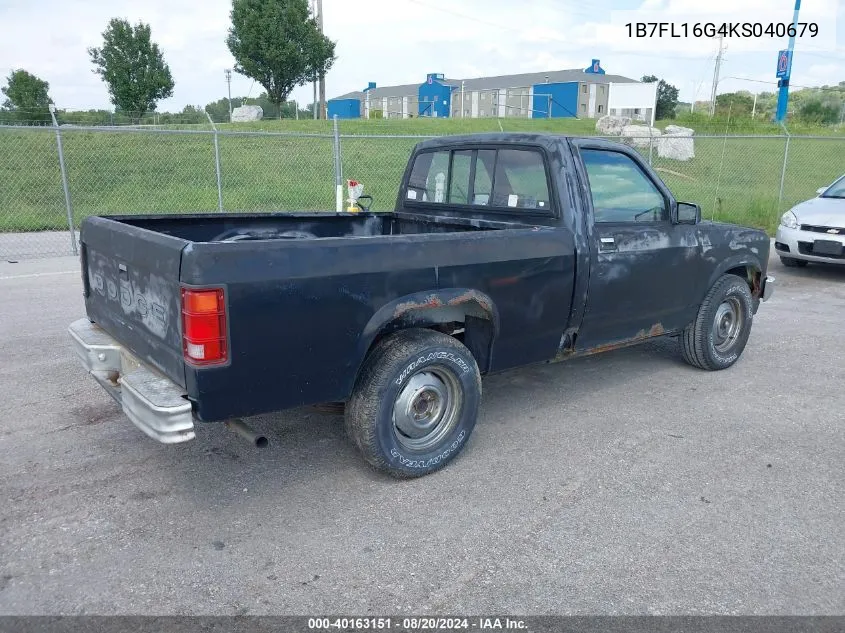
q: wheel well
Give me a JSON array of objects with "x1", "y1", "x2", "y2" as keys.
[
  {"x1": 724, "y1": 265, "x2": 762, "y2": 298},
  {"x1": 367, "y1": 302, "x2": 495, "y2": 373}
]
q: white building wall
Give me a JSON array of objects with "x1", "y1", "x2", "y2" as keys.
[
  {"x1": 402, "y1": 96, "x2": 409, "y2": 118},
  {"x1": 607, "y1": 82, "x2": 659, "y2": 126},
  {"x1": 588, "y1": 84, "x2": 597, "y2": 117},
  {"x1": 471, "y1": 91, "x2": 479, "y2": 118}
]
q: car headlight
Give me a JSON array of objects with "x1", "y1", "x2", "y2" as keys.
[{"x1": 780, "y1": 210, "x2": 799, "y2": 229}]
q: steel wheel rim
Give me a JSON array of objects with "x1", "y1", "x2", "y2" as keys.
[
  {"x1": 392, "y1": 365, "x2": 463, "y2": 452},
  {"x1": 712, "y1": 297, "x2": 744, "y2": 353}
]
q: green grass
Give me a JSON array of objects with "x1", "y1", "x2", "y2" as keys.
[{"x1": 1, "y1": 118, "x2": 843, "y2": 234}]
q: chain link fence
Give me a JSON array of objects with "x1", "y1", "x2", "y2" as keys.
[{"x1": 1, "y1": 119, "x2": 843, "y2": 259}]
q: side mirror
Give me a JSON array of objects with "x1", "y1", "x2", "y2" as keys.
[
  {"x1": 817, "y1": 187, "x2": 828, "y2": 196},
  {"x1": 677, "y1": 202, "x2": 701, "y2": 224}
]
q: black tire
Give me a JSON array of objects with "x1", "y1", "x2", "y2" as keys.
[
  {"x1": 780, "y1": 256, "x2": 808, "y2": 268},
  {"x1": 345, "y1": 328, "x2": 482, "y2": 478},
  {"x1": 681, "y1": 274, "x2": 754, "y2": 371}
]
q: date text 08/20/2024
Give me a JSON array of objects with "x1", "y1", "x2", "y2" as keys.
[{"x1": 307, "y1": 617, "x2": 528, "y2": 630}]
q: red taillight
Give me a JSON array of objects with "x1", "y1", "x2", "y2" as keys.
[{"x1": 181, "y1": 287, "x2": 227, "y2": 366}]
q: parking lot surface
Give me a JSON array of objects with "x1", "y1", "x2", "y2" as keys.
[{"x1": 0, "y1": 251, "x2": 842, "y2": 615}]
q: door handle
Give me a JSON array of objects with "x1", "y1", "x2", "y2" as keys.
[{"x1": 599, "y1": 237, "x2": 617, "y2": 251}]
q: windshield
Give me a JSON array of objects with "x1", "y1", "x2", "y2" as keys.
[{"x1": 820, "y1": 175, "x2": 845, "y2": 199}]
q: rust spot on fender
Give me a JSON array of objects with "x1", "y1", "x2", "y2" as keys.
[
  {"x1": 751, "y1": 271, "x2": 762, "y2": 298},
  {"x1": 393, "y1": 294, "x2": 444, "y2": 318},
  {"x1": 447, "y1": 289, "x2": 493, "y2": 314},
  {"x1": 393, "y1": 290, "x2": 493, "y2": 320}
]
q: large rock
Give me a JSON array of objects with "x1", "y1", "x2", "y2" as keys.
[
  {"x1": 658, "y1": 125, "x2": 695, "y2": 161},
  {"x1": 230, "y1": 105, "x2": 263, "y2": 122},
  {"x1": 595, "y1": 115, "x2": 631, "y2": 136},
  {"x1": 621, "y1": 124, "x2": 662, "y2": 148}
]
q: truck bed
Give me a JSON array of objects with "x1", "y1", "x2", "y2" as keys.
[{"x1": 80, "y1": 212, "x2": 574, "y2": 421}]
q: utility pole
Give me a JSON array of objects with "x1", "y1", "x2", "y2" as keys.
[
  {"x1": 224, "y1": 69, "x2": 233, "y2": 122},
  {"x1": 316, "y1": 0, "x2": 326, "y2": 120},
  {"x1": 310, "y1": 0, "x2": 317, "y2": 119},
  {"x1": 709, "y1": 35, "x2": 725, "y2": 117},
  {"x1": 752, "y1": 92, "x2": 758, "y2": 118},
  {"x1": 775, "y1": 0, "x2": 801, "y2": 124}
]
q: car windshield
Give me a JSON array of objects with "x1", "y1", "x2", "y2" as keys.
[{"x1": 820, "y1": 175, "x2": 845, "y2": 199}]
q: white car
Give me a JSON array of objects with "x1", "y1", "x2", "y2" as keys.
[{"x1": 775, "y1": 174, "x2": 845, "y2": 267}]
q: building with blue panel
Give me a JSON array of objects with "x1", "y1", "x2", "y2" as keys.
[
  {"x1": 326, "y1": 60, "x2": 655, "y2": 123},
  {"x1": 326, "y1": 97, "x2": 360, "y2": 119},
  {"x1": 417, "y1": 73, "x2": 455, "y2": 118},
  {"x1": 531, "y1": 82, "x2": 580, "y2": 118}
]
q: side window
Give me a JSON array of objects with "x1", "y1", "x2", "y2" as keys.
[
  {"x1": 449, "y1": 151, "x2": 472, "y2": 204},
  {"x1": 580, "y1": 149, "x2": 667, "y2": 222},
  {"x1": 491, "y1": 149, "x2": 550, "y2": 210},
  {"x1": 407, "y1": 151, "x2": 449, "y2": 202}
]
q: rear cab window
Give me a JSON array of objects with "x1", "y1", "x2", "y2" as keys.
[{"x1": 406, "y1": 146, "x2": 553, "y2": 214}]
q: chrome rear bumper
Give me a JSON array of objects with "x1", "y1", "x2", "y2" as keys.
[{"x1": 68, "y1": 318, "x2": 195, "y2": 443}]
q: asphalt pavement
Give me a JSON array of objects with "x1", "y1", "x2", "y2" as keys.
[{"x1": 0, "y1": 251, "x2": 842, "y2": 615}]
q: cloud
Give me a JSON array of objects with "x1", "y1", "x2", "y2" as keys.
[{"x1": 1, "y1": 0, "x2": 840, "y2": 111}]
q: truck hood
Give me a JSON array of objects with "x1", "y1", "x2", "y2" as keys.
[{"x1": 790, "y1": 196, "x2": 845, "y2": 227}]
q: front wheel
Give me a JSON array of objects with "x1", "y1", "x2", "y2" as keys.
[
  {"x1": 345, "y1": 329, "x2": 482, "y2": 478},
  {"x1": 681, "y1": 274, "x2": 754, "y2": 371}
]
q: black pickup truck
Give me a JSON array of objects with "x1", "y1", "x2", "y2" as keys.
[{"x1": 69, "y1": 133, "x2": 773, "y2": 477}]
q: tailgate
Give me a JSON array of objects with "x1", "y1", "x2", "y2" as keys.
[{"x1": 80, "y1": 217, "x2": 189, "y2": 388}]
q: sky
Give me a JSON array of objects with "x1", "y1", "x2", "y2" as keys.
[{"x1": 0, "y1": 0, "x2": 843, "y2": 112}]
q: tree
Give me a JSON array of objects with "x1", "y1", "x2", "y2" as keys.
[
  {"x1": 1, "y1": 69, "x2": 52, "y2": 123},
  {"x1": 88, "y1": 19, "x2": 174, "y2": 120},
  {"x1": 226, "y1": 0, "x2": 335, "y2": 116},
  {"x1": 714, "y1": 91, "x2": 755, "y2": 117},
  {"x1": 641, "y1": 75, "x2": 679, "y2": 120},
  {"x1": 799, "y1": 98, "x2": 840, "y2": 124}
]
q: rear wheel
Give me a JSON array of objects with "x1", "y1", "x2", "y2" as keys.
[
  {"x1": 681, "y1": 274, "x2": 754, "y2": 371},
  {"x1": 345, "y1": 329, "x2": 481, "y2": 478},
  {"x1": 780, "y1": 256, "x2": 808, "y2": 268}
]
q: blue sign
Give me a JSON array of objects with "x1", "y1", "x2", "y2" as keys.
[
  {"x1": 584, "y1": 59, "x2": 605, "y2": 75},
  {"x1": 776, "y1": 49, "x2": 792, "y2": 79}
]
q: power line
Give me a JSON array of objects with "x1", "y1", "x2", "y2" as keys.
[{"x1": 722, "y1": 75, "x2": 844, "y2": 91}]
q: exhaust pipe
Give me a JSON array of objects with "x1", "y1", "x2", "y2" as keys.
[{"x1": 225, "y1": 419, "x2": 268, "y2": 448}]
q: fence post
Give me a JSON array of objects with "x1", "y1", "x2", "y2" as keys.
[
  {"x1": 648, "y1": 133, "x2": 654, "y2": 166},
  {"x1": 778, "y1": 127, "x2": 791, "y2": 210},
  {"x1": 332, "y1": 115, "x2": 343, "y2": 212},
  {"x1": 49, "y1": 105, "x2": 77, "y2": 256},
  {"x1": 205, "y1": 112, "x2": 224, "y2": 212}
]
